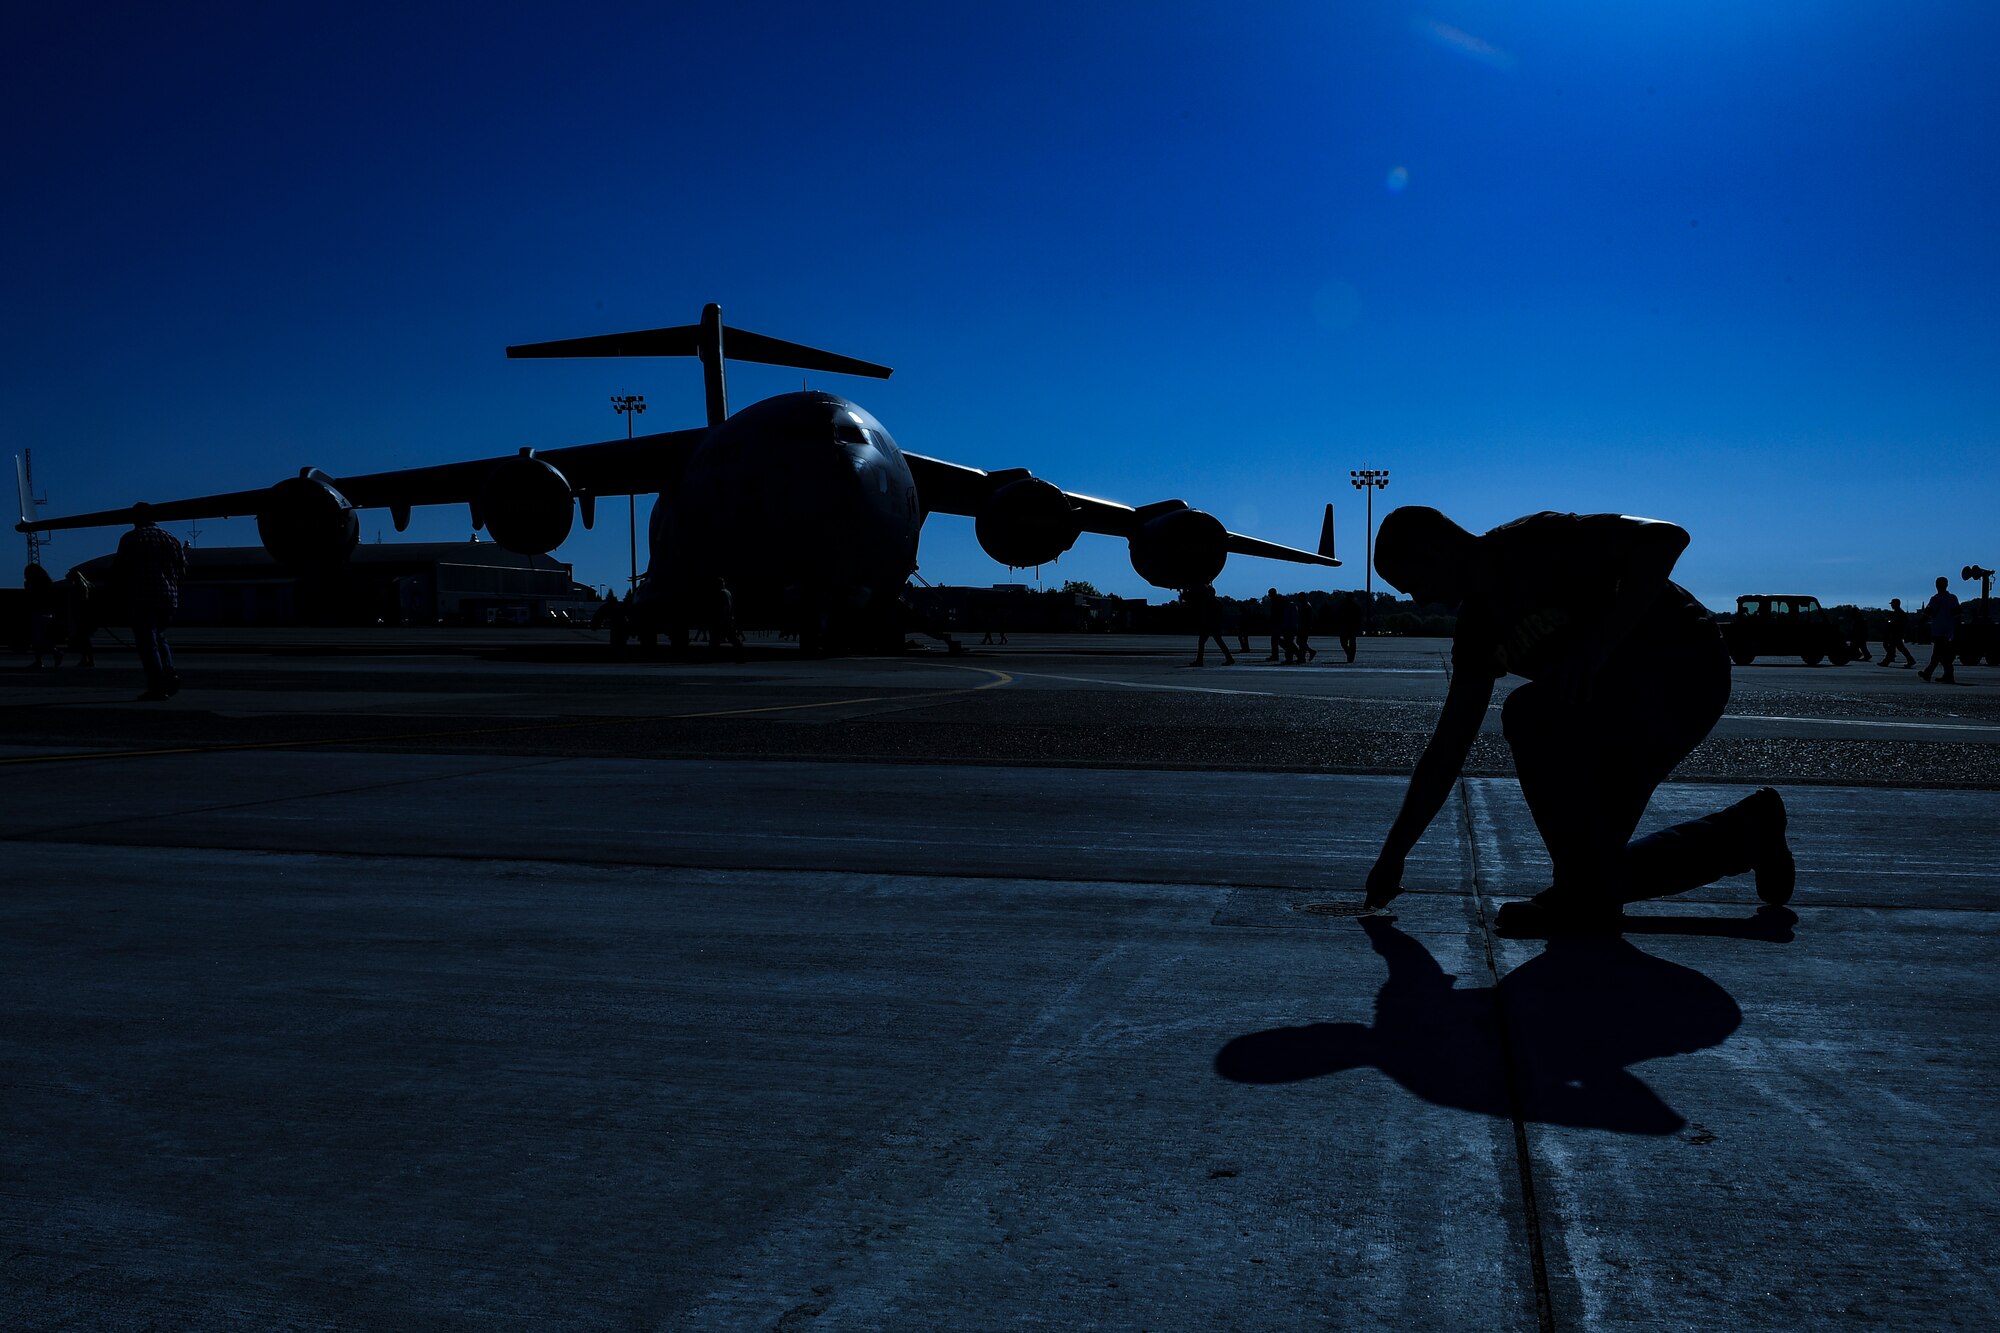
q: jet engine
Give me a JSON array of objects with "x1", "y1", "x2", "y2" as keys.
[
  {"x1": 974, "y1": 475, "x2": 1079, "y2": 569},
  {"x1": 257, "y1": 468, "x2": 360, "y2": 568},
  {"x1": 1127, "y1": 503, "x2": 1227, "y2": 590},
  {"x1": 479, "y1": 452, "x2": 575, "y2": 554}
]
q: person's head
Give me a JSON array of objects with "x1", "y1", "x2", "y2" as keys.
[
  {"x1": 1267, "y1": 587, "x2": 1278, "y2": 598},
  {"x1": 1891, "y1": 597, "x2": 1902, "y2": 609},
  {"x1": 1374, "y1": 506, "x2": 1477, "y2": 606},
  {"x1": 131, "y1": 501, "x2": 154, "y2": 527},
  {"x1": 1937, "y1": 576, "x2": 1949, "y2": 592}
]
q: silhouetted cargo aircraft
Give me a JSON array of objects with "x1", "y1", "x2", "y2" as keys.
[{"x1": 17, "y1": 305, "x2": 1337, "y2": 647}]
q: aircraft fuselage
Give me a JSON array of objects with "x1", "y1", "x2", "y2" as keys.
[{"x1": 645, "y1": 391, "x2": 921, "y2": 633}]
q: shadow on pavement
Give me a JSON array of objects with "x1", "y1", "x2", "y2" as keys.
[
  {"x1": 1215, "y1": 916, "x2": 1754, "y2": 1134},
  {"x1": 1500, "y1": 904, "x2": 1799, "y2": 943}
]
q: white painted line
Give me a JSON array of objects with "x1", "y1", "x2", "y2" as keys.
[
  {"x1": 1006, "y1": 670, "x2": 1277, "y2": 697},
  {"x1": 1003, "y1": 666, "x2": 1444, "y2": 696},
  {"x1": 1722, "y1": 713, "x2": 2000, "y2": 734}
]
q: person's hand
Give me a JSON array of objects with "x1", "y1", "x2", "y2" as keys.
[{"x1": 1364, "y1": 856, "x2": 1405, "y2": 910}]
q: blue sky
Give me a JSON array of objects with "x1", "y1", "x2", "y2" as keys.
[{"x1": 5, "y1": 1, "x2": 1994, "y2": 610}]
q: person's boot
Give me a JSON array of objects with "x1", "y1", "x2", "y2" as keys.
[{"x1": 1738, "y1": 787, "x2": 1795, "y2": 906}]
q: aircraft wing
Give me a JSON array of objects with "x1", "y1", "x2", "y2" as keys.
[
  {"x1": 902, "y1": 451, "x2": 1340, "y2": 568},
  {"x1": 15, "y1": 428, "x2": 709, "y2": 534}
]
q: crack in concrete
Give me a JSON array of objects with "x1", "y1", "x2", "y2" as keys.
[{"x1": 1460, "y1": 778, "x2": 1559, "y2": 1333}]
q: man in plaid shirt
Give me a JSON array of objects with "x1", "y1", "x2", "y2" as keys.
[{"x1": 113, "y1": 503, "x2": 187, "y2": 700}]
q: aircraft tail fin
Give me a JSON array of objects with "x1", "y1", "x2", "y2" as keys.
[
  {"x1": 507, "y1": 303, "x2": 893, "y2": 428},
  {"x1": 1318, "y1": 502, "x2": 1335, "y2": 561}
]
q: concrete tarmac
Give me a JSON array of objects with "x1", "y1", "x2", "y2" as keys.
[{"x1": 2, "y1": 633, "x2": 1996, "y2": 1329}]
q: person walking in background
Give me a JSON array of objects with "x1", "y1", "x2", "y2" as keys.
[
  {"x1": 591, "y1": 589, "x2": 630, "y2": 653},
  {"x1": 1920, "y1": 576, "x2": 1959, "y2": 684},
  {"x1": 1278, "y1": 592, "x2": 1303, "y2": 663},
  {"x1": 1845, "y1": 608, "x2": 1872, "y2": 663},
  {"x1": 1263, "y1": 587, "x2": 1288, "y2": 662},
  {"x1": 1334, "y1": 591, "x2": 1362, "y2": 663},
  {"x1": 1294, "y1": 594, "x2": 1319, "y2": 662},
  {"x1": 1187, "y1": 583, "x2": 1235, "y2": 666},
  {"x1": 710, "y1": 575, "x2": 746, "y2": 661},
  {"x1": 1879, "y1": 597, "x2": 1915, "y2": 668},
  {"x1": 114, "y1": 503, "x2": 187, "y2": 700},
  {"x1": 22, "y1": 564, "x2": 61, "y2": 668},
  {"x1": 64, "y1": 568, "x2": 97, "y2": 667}
]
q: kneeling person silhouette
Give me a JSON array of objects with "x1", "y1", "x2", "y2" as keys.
[{"x1": 1361, "y1": 508, "x2": 1794, "y2": 932}]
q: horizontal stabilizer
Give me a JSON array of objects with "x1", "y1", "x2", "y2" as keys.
[
  {"x1": 1224, "y1": 530, "x2": 1341, "y2": 568},
  {"x1": 506, "y1": 326, "x2": 703, "y2": 360},
  {"x1": 507, "y1": 323, "x2": 892, "y2": 379},
  {"x1": 724, "y1": 329, "x2": 893, "y2": 379}
]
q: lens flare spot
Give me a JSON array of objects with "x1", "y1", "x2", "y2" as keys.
[{"x1": 1386, "y1": 165, "x2": 1410, "y2": 192}]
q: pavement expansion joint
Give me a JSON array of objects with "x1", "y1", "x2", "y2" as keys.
[{"x1": 1460, "y1": 777, "x2": 1560, "y2": 1333}]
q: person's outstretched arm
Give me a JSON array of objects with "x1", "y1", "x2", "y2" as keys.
[{"x1": 1364, "y1": 669, "x2": 1493, "y2": 907}]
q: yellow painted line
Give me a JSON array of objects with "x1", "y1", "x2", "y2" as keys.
[{"x1": 0, "y1": 665, "x2": 1013, "y2": 768}]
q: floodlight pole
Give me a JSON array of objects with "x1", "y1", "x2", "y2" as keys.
[
  {"x1": 611, "y1": 395, "x2": 646, "y2": 590},
  {"x1": 1349, "y1": 469, "x2": 1390, "y2": 631}
]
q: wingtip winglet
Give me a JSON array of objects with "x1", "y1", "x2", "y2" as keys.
[{"x1": 1318, "y1": 502, "x2": 1336, "y2": 561}]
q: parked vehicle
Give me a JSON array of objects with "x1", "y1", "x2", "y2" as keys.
[{"x1": 1723, "y1": 594, "x2": 1854, "y2": 666}]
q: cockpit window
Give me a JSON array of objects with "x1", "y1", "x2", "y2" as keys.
[{"x1": 833, "y1": 422, "x2": 868, "y2": 445}]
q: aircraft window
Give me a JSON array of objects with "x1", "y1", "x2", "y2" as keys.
[{"x1": 834, "y1": 422, "x2": 868, "y2": 445}]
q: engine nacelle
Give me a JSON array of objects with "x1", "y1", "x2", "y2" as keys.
[
  {"x1": 974, "y1": 476, "x2": 1079, "y2": 569},
  {"x1": 257, "y1": 469, "x2": 359, "y2": 568},
  {"x1": 479, "y1": 452, "x2": 574, "y2": 554},
  {"x1": 1128, "y1": 503, "x2": 1227, "y2": 590}
]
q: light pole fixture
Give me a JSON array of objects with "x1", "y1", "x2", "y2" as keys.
[
  {"x1": 1349, "y1": 468, "x2": 1390, "y2": 631},
  {"x1": 612, "y1": 395, "x2": 646, "y2": 590}
]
